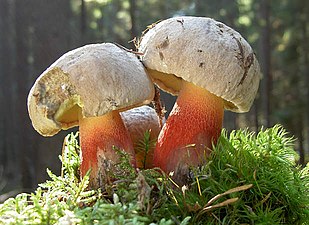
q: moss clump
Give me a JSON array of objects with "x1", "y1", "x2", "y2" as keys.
[
  {"x1": 167, "y1": 125, "x2": 309, "y2": 224},
  {"x1": 0, "y1": 125, "x2": 308, "y2": 224}
]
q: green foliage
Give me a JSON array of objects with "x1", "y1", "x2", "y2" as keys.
[
  {"x1": 0, "y1": 126, "x2": 308, "y2": 224},
  {"x1": 0, "y1": 133, "x2": 178, "y2": 225},
  {"x1": 136, "y1": 129, "x2": 157, "y2": 169},
  {"x1": 167, "y1": 125, "x2": 309, "y2": 224}
]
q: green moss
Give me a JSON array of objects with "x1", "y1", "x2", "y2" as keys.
[
  {"x1": 0, "y1": 125, "x2": 308, "y2": 224},
  {"x1": 169, "y1": 125, "x2": 309, "y2": 224}
]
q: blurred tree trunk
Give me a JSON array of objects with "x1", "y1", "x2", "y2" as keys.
[
  {"x1": 0, "y1": 0, "x2": 7, "y2": 170},
  {"x1": 81, "y1": 0, "x2": 87, "y2": 43},
  {"x1": 100, "y1": 0, "x2": 119, "y2": 44},
  {"x1": 251, "y1": 0, "x2": 263, "y2": 133},
  {"x1": 253, "y1": 103, "x2": 260, "y2": 133},
  {"x1": 129, "y1": 0, "x2": 138, "y2": 48},
  {"x1": 222, "y1": 0, "x2": 239, "y2": 131},
  {"x1": 14, "y1": 0, "x2": 72, "y2": 190},
  {"x1": 297, "y1": 116, "x2": 305, "y2": 165},
  {"x1": 195, "y1": 0, "x2": 205, "y2": 16},
  {"x1": 0, "y1": 0, "x2": 19, "y2": 191},
  {"x1": 31, "y1": 0, "x2": 72, "y2": 186},
  {"x1": 158, "y1": 0, "x2": 169, "y2": 18},
  {"x1": 15, "y1": 0, "x2": 33, "y2": 189},
  {"x1": 258, "y1": 0, "x2": 272, "y2": 127},
  {"x1": 299, "y1": 0, "x2": 308, "y2": 165},
  {"x1": 302, "y1": 2, "x2": 309, "y2": 163},
  {"x1": 0, "y1": 0, "x2": 9, "y2": 176},
  {"x1": 305, "y1": 13, "x2": 309, "y2": 165}
]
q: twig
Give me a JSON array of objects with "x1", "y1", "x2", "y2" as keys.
[
  {"x1": 113, "y1": 42, "x2": 144, "y2": 56},
  {"x1": 152, "y1": 86, "x2": 166, "y2": 128},
  {"x1": 205, "y1": 184, "x2": 253, "y2": 207},
  {"x1": 202, "y1": 197, "x2": 239, "y2": 213}
]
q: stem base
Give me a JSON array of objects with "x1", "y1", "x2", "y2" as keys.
[{"x1": 79, "y1": 111, "x2": 135, "y2": 188}]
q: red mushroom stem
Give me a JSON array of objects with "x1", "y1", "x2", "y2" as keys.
[
  {"x1": 153, "y1": 81, "x2": 224, "y2": 178},
  {"x1": 79, "y1": 110, "x2": 136, "y2": 188}
]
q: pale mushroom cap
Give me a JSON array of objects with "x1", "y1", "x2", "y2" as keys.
[
  {"x1": 28, "y1": 43, "x2": 155, "y2": 136},
  {"x1": 121, "y1": 105, "x2": 162, "y2": 168},
  {"x1": 121, "y1": 105, "x2": 161, "y2": 144},
  {"x1": 139, "y1": 16, "x2": 261, "y2": 112}
]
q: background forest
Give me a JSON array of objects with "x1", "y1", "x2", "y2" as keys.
[{"x1": 0, "y1": 0, "x2": 308, "y2": 198}]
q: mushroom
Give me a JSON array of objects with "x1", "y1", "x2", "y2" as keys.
[
  {"x1": 138, "y1": 17, "x2": 261, "y2": 182},
  {"x1": 121, "y1": 105, "x2": 162, "y2": 169},
  {"x1": 28, "y1": 43, "x2": 154, "y2": 188}
]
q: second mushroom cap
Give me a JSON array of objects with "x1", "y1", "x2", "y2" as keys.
[{"x1": 139, "y1": 16, "x2": 261, "y2": 112}]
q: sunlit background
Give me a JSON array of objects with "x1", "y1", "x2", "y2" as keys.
[{"x1": 0, "y1": 0, "x2": 308, "y2": 199}]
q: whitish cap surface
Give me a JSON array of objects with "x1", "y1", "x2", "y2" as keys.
[
  {"x1": 139, "y1": 16, "x2": 261, "y2": 112},
  {"x1": 28, "y1": 43, "x2": 155, "y2": 136},
  {"x1": 121, "y1": 105, "x2": 161, "y2": 144},
  {"x1": 121, "y1": 105, "x2": 162, "y2": 169}
]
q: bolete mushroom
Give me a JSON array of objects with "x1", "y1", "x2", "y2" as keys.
[
  {"x1": 138, "y1": 17, "x2": 261, "y2": 182},
  {"x1": 121, "y1": 105, "x2": 162, "y2": 169},
  {"x1": 28, "y1": 43, "x2": 154, "y2": 188}
]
